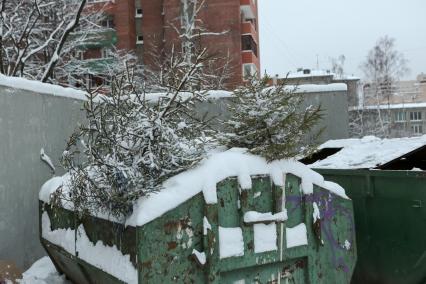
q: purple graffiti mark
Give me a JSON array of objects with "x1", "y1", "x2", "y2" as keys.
[{"x1": 286, "y1": 189, "x2": 355, "y2": 274}]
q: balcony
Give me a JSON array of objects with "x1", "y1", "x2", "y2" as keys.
[
  {"x1": 73, "y1": 29, "x2": 118, "y2": 49},
  {"x1": 241, "y1": 34, "x2": 258, "y2": 57},
  {"x1": 72, "y1": 57, "x2": 115, "y2": 74},
  {"x1": 241, "y1": 51, "x2": 258, "y2": 64},
  {"x1": 241, "y1": 22, "x2": 257, "y2": 37},
  {"x1": 240, "y1": 0, "x2": 256, "y2": 20}
]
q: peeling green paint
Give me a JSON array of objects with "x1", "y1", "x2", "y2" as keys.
[{"x1": 40, "y1": 174, "x2": 356, "y2": 283}]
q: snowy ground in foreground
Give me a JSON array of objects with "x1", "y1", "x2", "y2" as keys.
[{"x1": 16, "y1": 257, "x2": 69, "y2": 284}]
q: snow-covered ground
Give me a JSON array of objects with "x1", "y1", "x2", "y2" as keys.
[{"x1": 16, "y1": 257, "x2": 69, "y2": 284}]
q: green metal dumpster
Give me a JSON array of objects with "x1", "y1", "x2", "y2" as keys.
[
  {"x1": 314, "y1": 169, "x2": 426, "y2": 284},
  {"x1": 303, "y1": 136, "x2": 426, "y2": 284},
  {"x1": 40, "y1": 157, "x2": 356, "y2": 283}
]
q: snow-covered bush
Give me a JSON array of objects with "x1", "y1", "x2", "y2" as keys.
[
  {"x1": 220, "y1": 75, "x2": 323, "y2": 161},
  {"x1": 58, "y1": 49, "x2": 212, "y2": 219}
]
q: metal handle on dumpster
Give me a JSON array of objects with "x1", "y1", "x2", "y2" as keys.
[{"x1": 412, "y1": 200, "x2": 422, "y2": 208}]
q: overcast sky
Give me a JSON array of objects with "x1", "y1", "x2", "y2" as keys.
[{"x1": 258, "y1": 0, "x2": 426, "y2": 80}]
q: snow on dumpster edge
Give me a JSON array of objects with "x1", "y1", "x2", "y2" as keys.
[
  {"x1": 41, "y1": 212, "x2": 137, "y2": 284},
  {"x1": 39, "y1": 148, "x2": 349, "y2": 228}
]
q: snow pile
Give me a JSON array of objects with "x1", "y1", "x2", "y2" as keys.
[
  {"x1": 17, "y1": 257, "x2": 69, "y2": 284},
  {"x1": 42, "y1": 213, "x2": 137, "y2": 284},
  {"x1": 39, "y1": 176, "x2": 66, "y2": 203},
  {"x1": 41, "y1": 213, "x2": 75, "y2": 255},
  {"x1": 286, "y1": 223, "x2": 308, "y2": 248},
  {"x1": 0, "y1": 74, "x2": 87, "y2": 101},
  {"x1": 312, "y1": 202, "x2": 321, "y2": 223},
  {"x1": 40, "y1": 148, "x2": 349, "y2": 227},
  {"x1": 344, "y1": 240, "x2": 351, "y2": 250},
  {"x1": 126, "y1": 149, "x2": 348, "y2": 226},
  {"x1": 310, "y1": 135, "x2": 426, "y2": 169},
  {"x1": 253, "y1": 223, "x2": 277, "y2": 253},
  {"x1": 218, "y1": 227, "x2": 244, "y2": 259},
  {"x1": 192, "y1": 249, "x2": 206, "y2": 265},
  {"x1": 244, "y1": 211, "x2": 288, "y2": 223},
  {"x1": 203, "y1": 217, "x2": 212, "y2": 235}
]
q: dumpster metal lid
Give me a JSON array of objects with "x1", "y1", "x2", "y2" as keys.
[{"x1": 305, "y1": 135, "x2": 426, "y2": 170}]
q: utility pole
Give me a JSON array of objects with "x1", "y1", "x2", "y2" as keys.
[{"x1": 316, "y1": 54, "x2": 319, "y2": 70}]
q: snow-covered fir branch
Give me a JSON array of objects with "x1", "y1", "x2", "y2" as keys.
[
  {"x1": 58, "y1": 48, "x2": 215, "y2": 219},
  {"x1": 219, "y1": 75, "x2": 323, "y2": 161}
]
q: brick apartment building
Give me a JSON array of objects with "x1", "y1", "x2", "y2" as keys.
[{"x1": 85, "y1": 0, "x2": 260, "y2": 89}]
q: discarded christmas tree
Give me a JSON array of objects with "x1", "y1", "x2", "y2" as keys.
[
  {"x1": 220, "y1": 75, "x2": 323, "y2": 161},
  {"x1": 58, "y1": 50, "x2": 213, "y2": 219}
]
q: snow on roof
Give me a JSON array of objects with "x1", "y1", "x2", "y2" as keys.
[
  {"x1": 309, "y1": 135, "x2": 426, "y2": 169},
  {"x1": 294, "y1": 83, "x2": 347, "y2": 93},
  {"x1": 264, "y1": 83, "x2": 347, "y2": 95},
  {"x1": 40, "y1": 148, "x2": 348, "y2": 227},
  {"x1": 144, "y1": 90, "x2": 233, "y2": 102},
  {"x1": 144, "y1": 86, "x2": 345, "y2": 103},
  {"x1": 0, "y1": 74, "x2": 233, "y2": 103},
  {"x1": 0, "y1": 74, "x2": 87, "y2": 101},
  {"x1": 286, "y1": 69, "x2": 360, "y2": 81},
  {"x1": 350, "y1": 102, "x2": 426, "y2": 111}
]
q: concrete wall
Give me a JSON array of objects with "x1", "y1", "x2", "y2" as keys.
[
  {"x1": 302, "y1": 90, "x2": 349, "y2": 143},
  {"x1": 0, "y1": 86, "x2": 84, "y2": 270},
  {"x1": 198, "y1": 90, "x2": 349, "y2": 144},
  {"x1": 0, "y1": 84, "x2": 348, "y2": 271}
]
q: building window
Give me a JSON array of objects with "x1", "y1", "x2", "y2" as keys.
[
  {"x1": 76, "y1": 50, "x2": 84, "y2": 60},
  {"x1": 88, "y1": 0, "x2": 111, "y2": 3},
  {"x1": 136, "y1": 8, "x2": 143, "y2": 18},
  {"x1": 395, "y1": 111, "x2": 406, "y2": 122},
  {"x1": 241, "y1": 34, "x2": 258, "y2": 57},
  {"x1": 101, "y1": 18, "x2": 114, "y2": 28},
  {"x1": 412, "y1": 124, "x2": 423, "y2": 135},
  {"x1": 136, "y1": 35, "x2": 144, "y2": 44},
  {"x1": 410, "y1": 111, "x2": 422, "y2": 121},
  {"x1": 101, "y1": 48, "x2": 112, "y2": 58},
  {"x1": 243, "y1": 63, "x2": 257, "y2": 79},
  {"x1": 103, "y1": 77, "x2": 111, "y2": 87}
]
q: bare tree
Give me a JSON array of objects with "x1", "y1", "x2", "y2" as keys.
[
  {"x1": 173, "y1": 0, "x2": 228, "y2": 63},
  {"x1": 144, "y1": 0, "x2": 233, "y2": 89},
  {"x1": 350, "y1": 36, "x2": 409, "y2": 137},
  {"x1": 0, "y1": 0, "x2": 125, "y2": 86},
  {"x1": 330, "y1": 54, "x2": 346, "y2": 78}
]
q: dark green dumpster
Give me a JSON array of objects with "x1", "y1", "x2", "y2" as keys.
[
  {"x1": 304, "y1": 136, "x2": 426, "y2": 284},
  {"x1": 40, "y1": 155, "x2": 356, "y2": 283},
  {"x1": 315, "y1": 169, "x2": 426, "y2": 284}
]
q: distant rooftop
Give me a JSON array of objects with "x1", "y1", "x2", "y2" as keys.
[
  {"x1": 285, "y1": 69, "x2": 360, "y2": 81},
  {"x1": 350, "y1": 102, "x2": 426, "y2": 111}
]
